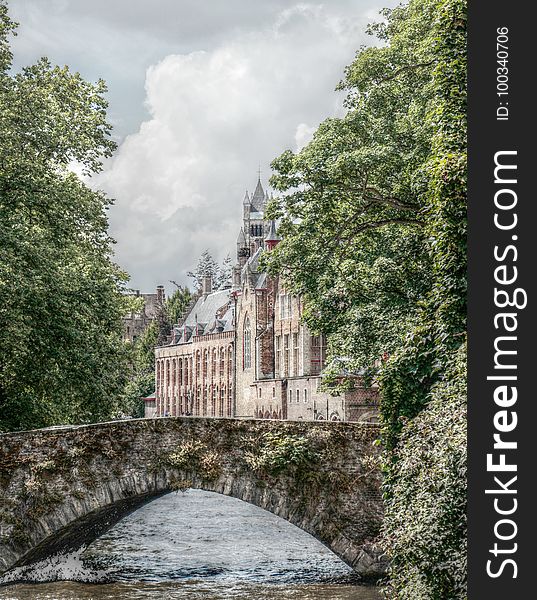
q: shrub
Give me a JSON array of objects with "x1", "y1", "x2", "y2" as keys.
[{"x1": 382, "y1": 346, "x2": 467, "y2": 599}]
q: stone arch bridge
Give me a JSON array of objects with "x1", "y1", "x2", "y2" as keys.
[{"x1": 0, "y1": 418, "x2": 385, "y2": 579}]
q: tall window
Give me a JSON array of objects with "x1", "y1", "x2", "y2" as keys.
[
  {"x1": 283, "y1": 334, "x2": 290, "y2": 376},
  {"x1": 311, "y1": 334, "x2": 327, "y2": 374},
  {"x1": 227, "y1": 347, "x2": 233, "y2": 378},
  {"x1": 279, "y1": 294, "x2": 293, "y2": 319},
  {"x1": 219, "y1": 348, "x2": 225, "y2": 378},
  {"x1": 292, "y1": 332, "x2": 299, "y2": 376},
  {"x1": 227, "y1": 385, "x2": 233, "y2": 416},
  {"x1": 212, "y1": 348, "x2": 217, "y2": 378},
  {"x1": 244, "y1": 316, "x2": 252, "y2": 369},
  {"x1": 211, "y1": 385, "x2": 217, "y2": 416},
  {"x1": 219, "y1": 387, "x2": 225, "y2": 417},
  {"x1": 275, "y1": 335, "x2": 281, "y2": 376}
]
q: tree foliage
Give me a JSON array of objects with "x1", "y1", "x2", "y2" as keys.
[
  {"x1": 380, "y1": 2, "x2": 467, "y2": 596},
  {"x1": 187, "y1": 250, "x2": 233, "y2": 291},
  {"x1": 382, "y1": 345, "x2": 467, "y2": 599},
  {"x1": 264, "y1": 0, "x2": 467, "y2": 596},
  {"x1": 120, "y1": 287, "x2": 192, "y2": 417},
  {"x1": 0, "y1": 4, "x2": 128, "y2": 431},
  {"x1": 263, "y1": 0, "x2": 440, "y2": 377}
]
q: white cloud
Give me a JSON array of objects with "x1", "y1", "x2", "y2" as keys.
[{"x1": 87, "y1": 2, "x2": 390, "y2": 291}]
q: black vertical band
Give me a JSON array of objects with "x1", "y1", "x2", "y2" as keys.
[{"x1": 468, "y1": 1, "x2": 535, "y2": 596}]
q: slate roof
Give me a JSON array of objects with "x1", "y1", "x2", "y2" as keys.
[
  {"x1": 168, "y1": 289, "x2": 234, "y2": 345},
  {"x1": 241, "y1": 247, "x2": 268, "y2": 289}
]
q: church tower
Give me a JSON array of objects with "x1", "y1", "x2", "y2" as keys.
[
  {"x1": 236, "y1": 173, "x2": 273, "y2": 272},
  {"x1": 243, "y1": 175, "x2": 268, "y2": 256}
]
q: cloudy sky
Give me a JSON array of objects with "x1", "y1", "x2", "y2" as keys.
[{"x1": 8, "y1": 0, "x2": 396, "y2": 292}]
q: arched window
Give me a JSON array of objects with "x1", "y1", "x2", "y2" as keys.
[
  {"x1": 219, "y1": 347, "x2": 225, "y2": 378},
  {"x1": 296, "y1": 389, "x2": 300, "y2": 403},
  {"x1": 212, "y1": 348, "x2": 217, "y2": 378},
  {"x1": 203, "y1": 349, "x2": 209, "y2": 378},
  {"x1": 244, "y1": 316, "x2": 252, "y2": 369}
]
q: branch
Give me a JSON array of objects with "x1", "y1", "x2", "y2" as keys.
[
  {"x1": 337, "y1": 217, "x2": 425, "y2": 244},
  {"x1": 363, "y1": 187, "x2": 419, "y2": 211},
  {"x1": 375, "y1": 59, "x2": 437, "y2": 84}
]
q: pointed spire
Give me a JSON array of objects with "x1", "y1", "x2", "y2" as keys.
[
  {"x1": 251, "y1": 178, "x2": 265, "y2": 208},
  {"x1": 243, "y1": 190, "x2": 250, "y2": 203},
  {"x1": 265, "y1": 220, "x2": 281, "y2": 251},
  {"x1": 237, "y1": 227, "x2": 246, "y2": 244}
]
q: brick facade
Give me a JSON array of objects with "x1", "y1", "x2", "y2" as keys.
[{"x1": 154, "y1": 178, "x2": 379, "y2": 423}]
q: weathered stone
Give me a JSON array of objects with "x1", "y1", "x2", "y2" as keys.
[{"x1": 0, "y1": 418, "x2": 384, "y2": 579}]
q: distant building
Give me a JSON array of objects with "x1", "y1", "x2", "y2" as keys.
[
  {"x1": 154, "y1": 178, "x2": 379, "y2": 422},
  {"x1": 123, "y1": 286, "x2": 165, "y2": 343}
]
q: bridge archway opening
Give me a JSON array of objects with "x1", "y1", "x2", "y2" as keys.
[{"x1": 80, "y1": 489, "x2": 353, "y2": 583}]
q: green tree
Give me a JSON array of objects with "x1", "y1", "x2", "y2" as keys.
[
  {"x1": 0, "y1": 4, "x2": 129, "y2": 431},
  {"x1": 382, "y1": 346, "x2": 466, "y2": 599},
  {"x1": 120, "y1": 287, "x2": 192, "y2": 417},
  {"x1": 263, "y1": 0, "x2": 439, "y2": 378},
  {"x1": 380, "y1": 1, "x2": 467, "y2": 597},
  {"x1": 187, "y1": 250, "x2": 233, "y2": 291},
  {"x1": 263, "y1": 0, "x2": 467, "y2": 596}
]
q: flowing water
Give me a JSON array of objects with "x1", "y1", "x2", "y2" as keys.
[{"x1": 0, "y1": 490, "x2": 383, "y2": 599}]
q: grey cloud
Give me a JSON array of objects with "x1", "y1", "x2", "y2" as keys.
[{"x1": 8, "y1": 0, "x2": 398, "y2": 292}]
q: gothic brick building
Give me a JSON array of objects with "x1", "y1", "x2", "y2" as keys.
[{"x1": 154, "y1": 178, "x2": 379, "y2": 422}]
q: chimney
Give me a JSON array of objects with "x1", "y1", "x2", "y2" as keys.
[
  {"x1": 156, "y1": 285, "x2": 165, "y2": 305},
  {"x1": 202, "y1": 275, "x2": 212, "y2": 297}
]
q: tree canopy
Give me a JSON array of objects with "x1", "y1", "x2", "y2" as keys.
[
  {"x1": 263, "y1": 0, "x2": 442, "y2": 378},
  {"x1": 0, "y1": 4, "x2": 129, "y2": 430},
  {"x1": 121, "y1": 286, "x2": 192, "y2": 417},
  {"x1": 264, "y1": 0, "x2": 467, "y2": 596},
  {"x1": 187, "y1": 250, "x2": 233, "y2": 291}
]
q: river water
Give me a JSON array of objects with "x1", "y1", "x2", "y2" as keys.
[{"x1": 0, "y1": 490, "x2": 383, "y2": 599}]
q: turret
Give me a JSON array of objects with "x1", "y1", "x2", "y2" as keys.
[
  {"x1": 236, "y1": 227, "x2": 249, "y2": 267},
  {"x1": 251, "y1": 177, "x2": 266, "y2": 211},
  {"x1": 264, "y1": 220, "x2": 281, "y2": 251},
  {"x1": 243, "y1": 190, "x2": 250, "y2": 219}
]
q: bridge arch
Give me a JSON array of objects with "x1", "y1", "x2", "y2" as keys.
[{"x1": 0, "y1": 418, "x2": 386, "y2": 579}]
